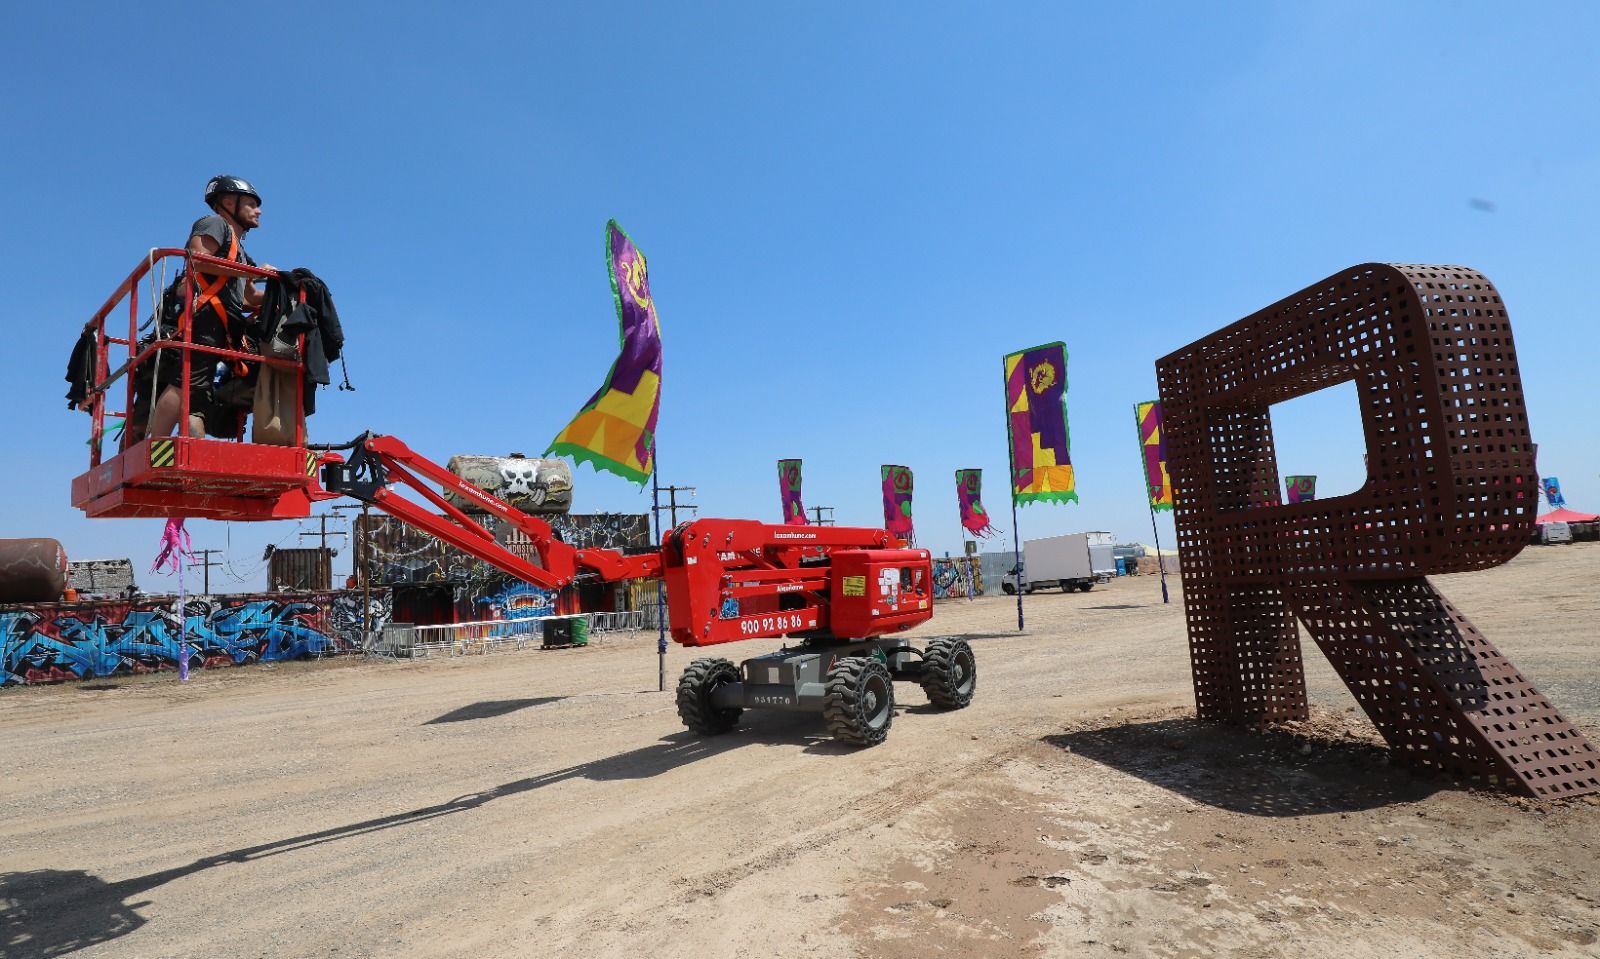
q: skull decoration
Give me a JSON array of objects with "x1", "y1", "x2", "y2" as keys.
[
  {"x1": 499, "y1": 459, "x2": 546, "y2": 504},
  {"x1": 445, "y1": 454, "x2": 572, "y2": 515}
]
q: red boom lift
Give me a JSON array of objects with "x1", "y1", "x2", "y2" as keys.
[{"x1": 71, "y1": 249, "x2": 976, "y2": 745}]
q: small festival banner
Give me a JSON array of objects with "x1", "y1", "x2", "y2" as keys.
[
  {"x1": 545, "y1": 220, "x2": 662, "y2": 486},
  {"x1": 1134, "y1": 400, "x2": 1173, "y2": 511},
  {"x1": 1003, "y1": 341, "x2": 1076, "y2": 505},
  {"x1": 955, "y1": 469, "x2": 997, "y2": 538},
  {"x1": 779, "y1": 459, "x2": 807, "y2": 524},
  {"x1": 1133, "y1": 401, "x2": 1175, "y2": 605},
  {"x1": 1284, "y1": 475, "x2": 1317, "y2": 504},
  {"x1": 1542, "y1": 476, "x2": 1566, "y2": 508},
  {"x1": 881, "y1": 465, "x2": 915, "y2": 544}
]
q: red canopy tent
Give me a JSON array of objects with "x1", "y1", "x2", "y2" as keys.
[{"x1": 1537, "y1": 507, "x2": 1599, "y2": 524}]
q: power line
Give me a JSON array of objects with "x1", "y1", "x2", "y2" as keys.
[
  {"x1": 332, "y1": 503, "x2": 375, "y2": 629},
  {"x1": 222, "y1": 521, "x2": 305, "y2": 583}
]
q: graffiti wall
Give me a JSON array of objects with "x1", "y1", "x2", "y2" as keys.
[
  {"x1": 0, "y1": 589, "x2": 389, "y2": 688},
  {"x1": 931, "y1": 557, "x2": 982, "y2": 600},
  {"x1": 543, "y1": 513, "x2": 651, "y2": 551},
  {"x1": 356, "y1": 513, "x2": 652, "y2": 621},
  {"x1": 475, "y1": 580, "x2": 556, "y2": 621}
]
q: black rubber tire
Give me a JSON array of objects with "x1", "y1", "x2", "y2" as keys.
[
  {"x1": 823, "y1": 657, "x2": 894, "y2": 746},
  {"x1": 1001, "y1": 582, "x2": 1016, "y2": 595},
  {"x1": 1059, "y1": 580, "x2": 1073, "y2": 593},
  {"x1": 920, "y1": 638, "x2": 976, "y2": 710},
  {"x1": 676, "y1": 657, "x2": 742, "y2": 735},
  {"x1": 1078, "y1": 582, "x2": 1093, "y2": 592}
]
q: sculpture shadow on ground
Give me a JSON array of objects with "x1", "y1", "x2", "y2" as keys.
[
  {"x1": 1045, "y1": 716, "x2": 1444, "y2": 817},
  {"x1": 423, "y1": 696, "x2": 565, "y2": 724},
  {"x1": 0, "y1": 716, "x2": 813, "y2": 958}
]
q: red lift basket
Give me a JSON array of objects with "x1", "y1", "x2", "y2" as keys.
[{"x1": 70, "y1": 248, "x2": 330, "y2": 521}]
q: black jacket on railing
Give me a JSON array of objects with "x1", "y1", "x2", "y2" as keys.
[
  {"x1": 256, "y1": 268, "x2": 344, "y2": 415},
  {"x1": 65, "y1": 329, "x2": 98, "y2": 409}
]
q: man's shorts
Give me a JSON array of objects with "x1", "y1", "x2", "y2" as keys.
[{"x1": 132, "y1": 311, "x2": 235, "y2": 427}]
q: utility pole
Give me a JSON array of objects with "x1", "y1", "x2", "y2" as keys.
[
  {"x1": 807, "y1": 505, "x2": 835, "y2": 526},
  {"x1": 659, "y1": 484, "x2": 698, "y2": 528},
  {"x1": 299, "y1": 513, "x2": 349, "y2": 595},
  {"x1": 651, "y1": 477, "x2": 699, "y2": 692},
  {"x1": 299, "y1": 513, "x2": 349, "y2": 552},
  {"x1": 651, "y1": 471, "x2": 667, "y2": 693},
  {"x1": 188, "y1": 549, "x2": 222, "y2": 595},
  {"x1": 332, "y1": 503, "x2": 373, "y2": 631}
]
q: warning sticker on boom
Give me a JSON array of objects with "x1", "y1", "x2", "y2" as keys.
[{"x1": 841, "y1": 575, "x2": 866, "y2": 597}]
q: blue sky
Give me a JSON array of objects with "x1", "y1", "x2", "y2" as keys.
[{"x1": 3, "y1": 2, "x2": 1596, "y2": 591}]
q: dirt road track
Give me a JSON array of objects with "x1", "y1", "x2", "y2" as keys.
[{"x1": 3, "y1": 543, "x2": 1597, "y2": 958}]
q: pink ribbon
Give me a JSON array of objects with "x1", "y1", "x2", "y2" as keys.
[{"x1": 151, "y1": 517, "x2": 192, "y2": 573}]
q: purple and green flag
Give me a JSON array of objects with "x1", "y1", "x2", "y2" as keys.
[
  {"x1": 544, "y1": 220, "x2": 662, "y2": 485},
  {"x1": 1004, "y1": 341, "x2": 1076, "y2": 505},
  {"x1": 956, "y1": 469, "x2": 997, "y2": 538},
  {"x1": 1135, "y1": 401, "x2": 1173, "y2": 511},
  {"x1": 881, "y1": 465, "x2": 914, "y2": 544},
  {"x1": 779, "y1": 459, "x2": 807, "y2": 524},
  {"x1": 1285, "y1": 475, "x2": 1317, "y2": 504},
  {"x1": 1542, "y1": 476, "x2": 1566, "y2": 508}
]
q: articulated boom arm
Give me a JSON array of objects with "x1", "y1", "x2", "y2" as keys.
[
  {"x1": 317, "y1": 433, "x2": 935, "y2": 648},
  {"x1": 318, "y1": 433, "x2": 660, "y2": 593}
]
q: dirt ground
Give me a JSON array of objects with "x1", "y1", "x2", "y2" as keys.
[{"x1": 3, "y1": 543, "x2": 1598, "y2": 958}]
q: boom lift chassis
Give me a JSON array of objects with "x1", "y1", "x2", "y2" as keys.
[{"x1": 318, "y1": 434, "x2": 977, "y2": 746}]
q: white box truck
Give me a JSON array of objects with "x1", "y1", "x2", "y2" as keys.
[
  {"x1": 1541, "y1": 521, "x2": 1573, "y2": 545},
  {"x1": 1002, "y1": 532, "x2": 1115, "y2": 594}
]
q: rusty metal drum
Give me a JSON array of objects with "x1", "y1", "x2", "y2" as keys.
[{"x1": 0, "y1": 538, "x2": 69, "y2": 604}]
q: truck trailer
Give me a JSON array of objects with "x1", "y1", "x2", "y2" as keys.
[{"x1": 1002, "y1": 531, "x2": 1115, "y2": 594}]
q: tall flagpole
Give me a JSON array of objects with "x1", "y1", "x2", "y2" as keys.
[
  {"x1": 1147, "y1": 502, "x2": 1170, "y2": 605},
  {"x1": 955, "y1": 524, "x2": 974, "y2": 601},
  {"x1": 1004, "y1": 358, "x2": 1024, "y2": 631},
  {"x1": 1009, "y1": 491, "x2": 1023, "y2": 630},
  {"x1": 652, "y1": 453, "x2": 666, "y2": 693},
  {"x1": 963, "y1": 531, "x2": 975, "y2": 600}
]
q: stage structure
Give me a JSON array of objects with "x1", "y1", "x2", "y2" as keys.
[{"x1": 1156, "y1": 263, "x2": 1597, "y2": 798}]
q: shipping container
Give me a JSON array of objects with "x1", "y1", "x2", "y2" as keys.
[{"x1": 268, "y1": 547, "x2": 333, "y2": 591}]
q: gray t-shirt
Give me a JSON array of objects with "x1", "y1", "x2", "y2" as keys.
[{"x1": 188, "y1": 214, "x2": 257, "y2": 319}]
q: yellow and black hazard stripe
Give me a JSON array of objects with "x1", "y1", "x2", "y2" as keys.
[
  {"x1": 305, "y1": 451, "x2": 320, "y2": 476},
  {"x1": 149, "y1": 439, "x2": 176, "y2": 469}
]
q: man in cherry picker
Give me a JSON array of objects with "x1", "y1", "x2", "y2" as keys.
[{"x1": 126, "y1": 175, "x2": 274, "y2": 443}]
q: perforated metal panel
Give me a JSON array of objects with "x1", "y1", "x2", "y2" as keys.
[{"x1": 1156, "y1": 263, "x2": 1598, "y2": 798}]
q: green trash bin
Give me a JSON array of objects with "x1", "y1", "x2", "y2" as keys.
[
  {"x1": 542, "y1": 617, "x2": 571, "y2": 647},
  {"x1": 542, "y1": 616, "x2": 589, "y2": 648}
]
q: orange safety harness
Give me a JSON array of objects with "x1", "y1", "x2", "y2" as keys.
[{"x1": 188, "y1": 226, "x2": 250, "y2": 375}]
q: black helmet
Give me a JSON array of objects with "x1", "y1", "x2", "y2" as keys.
[{"x1": 204, "y1": 174, "x2": 260, "y2": 209}]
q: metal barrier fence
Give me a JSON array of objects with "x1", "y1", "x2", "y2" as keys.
[
  {"x1": 374, "y1": 610, "x2": 647, "y2": 659},
  {"x1": 588, "y1": 610, "x2": 647, "y2": 634}
]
